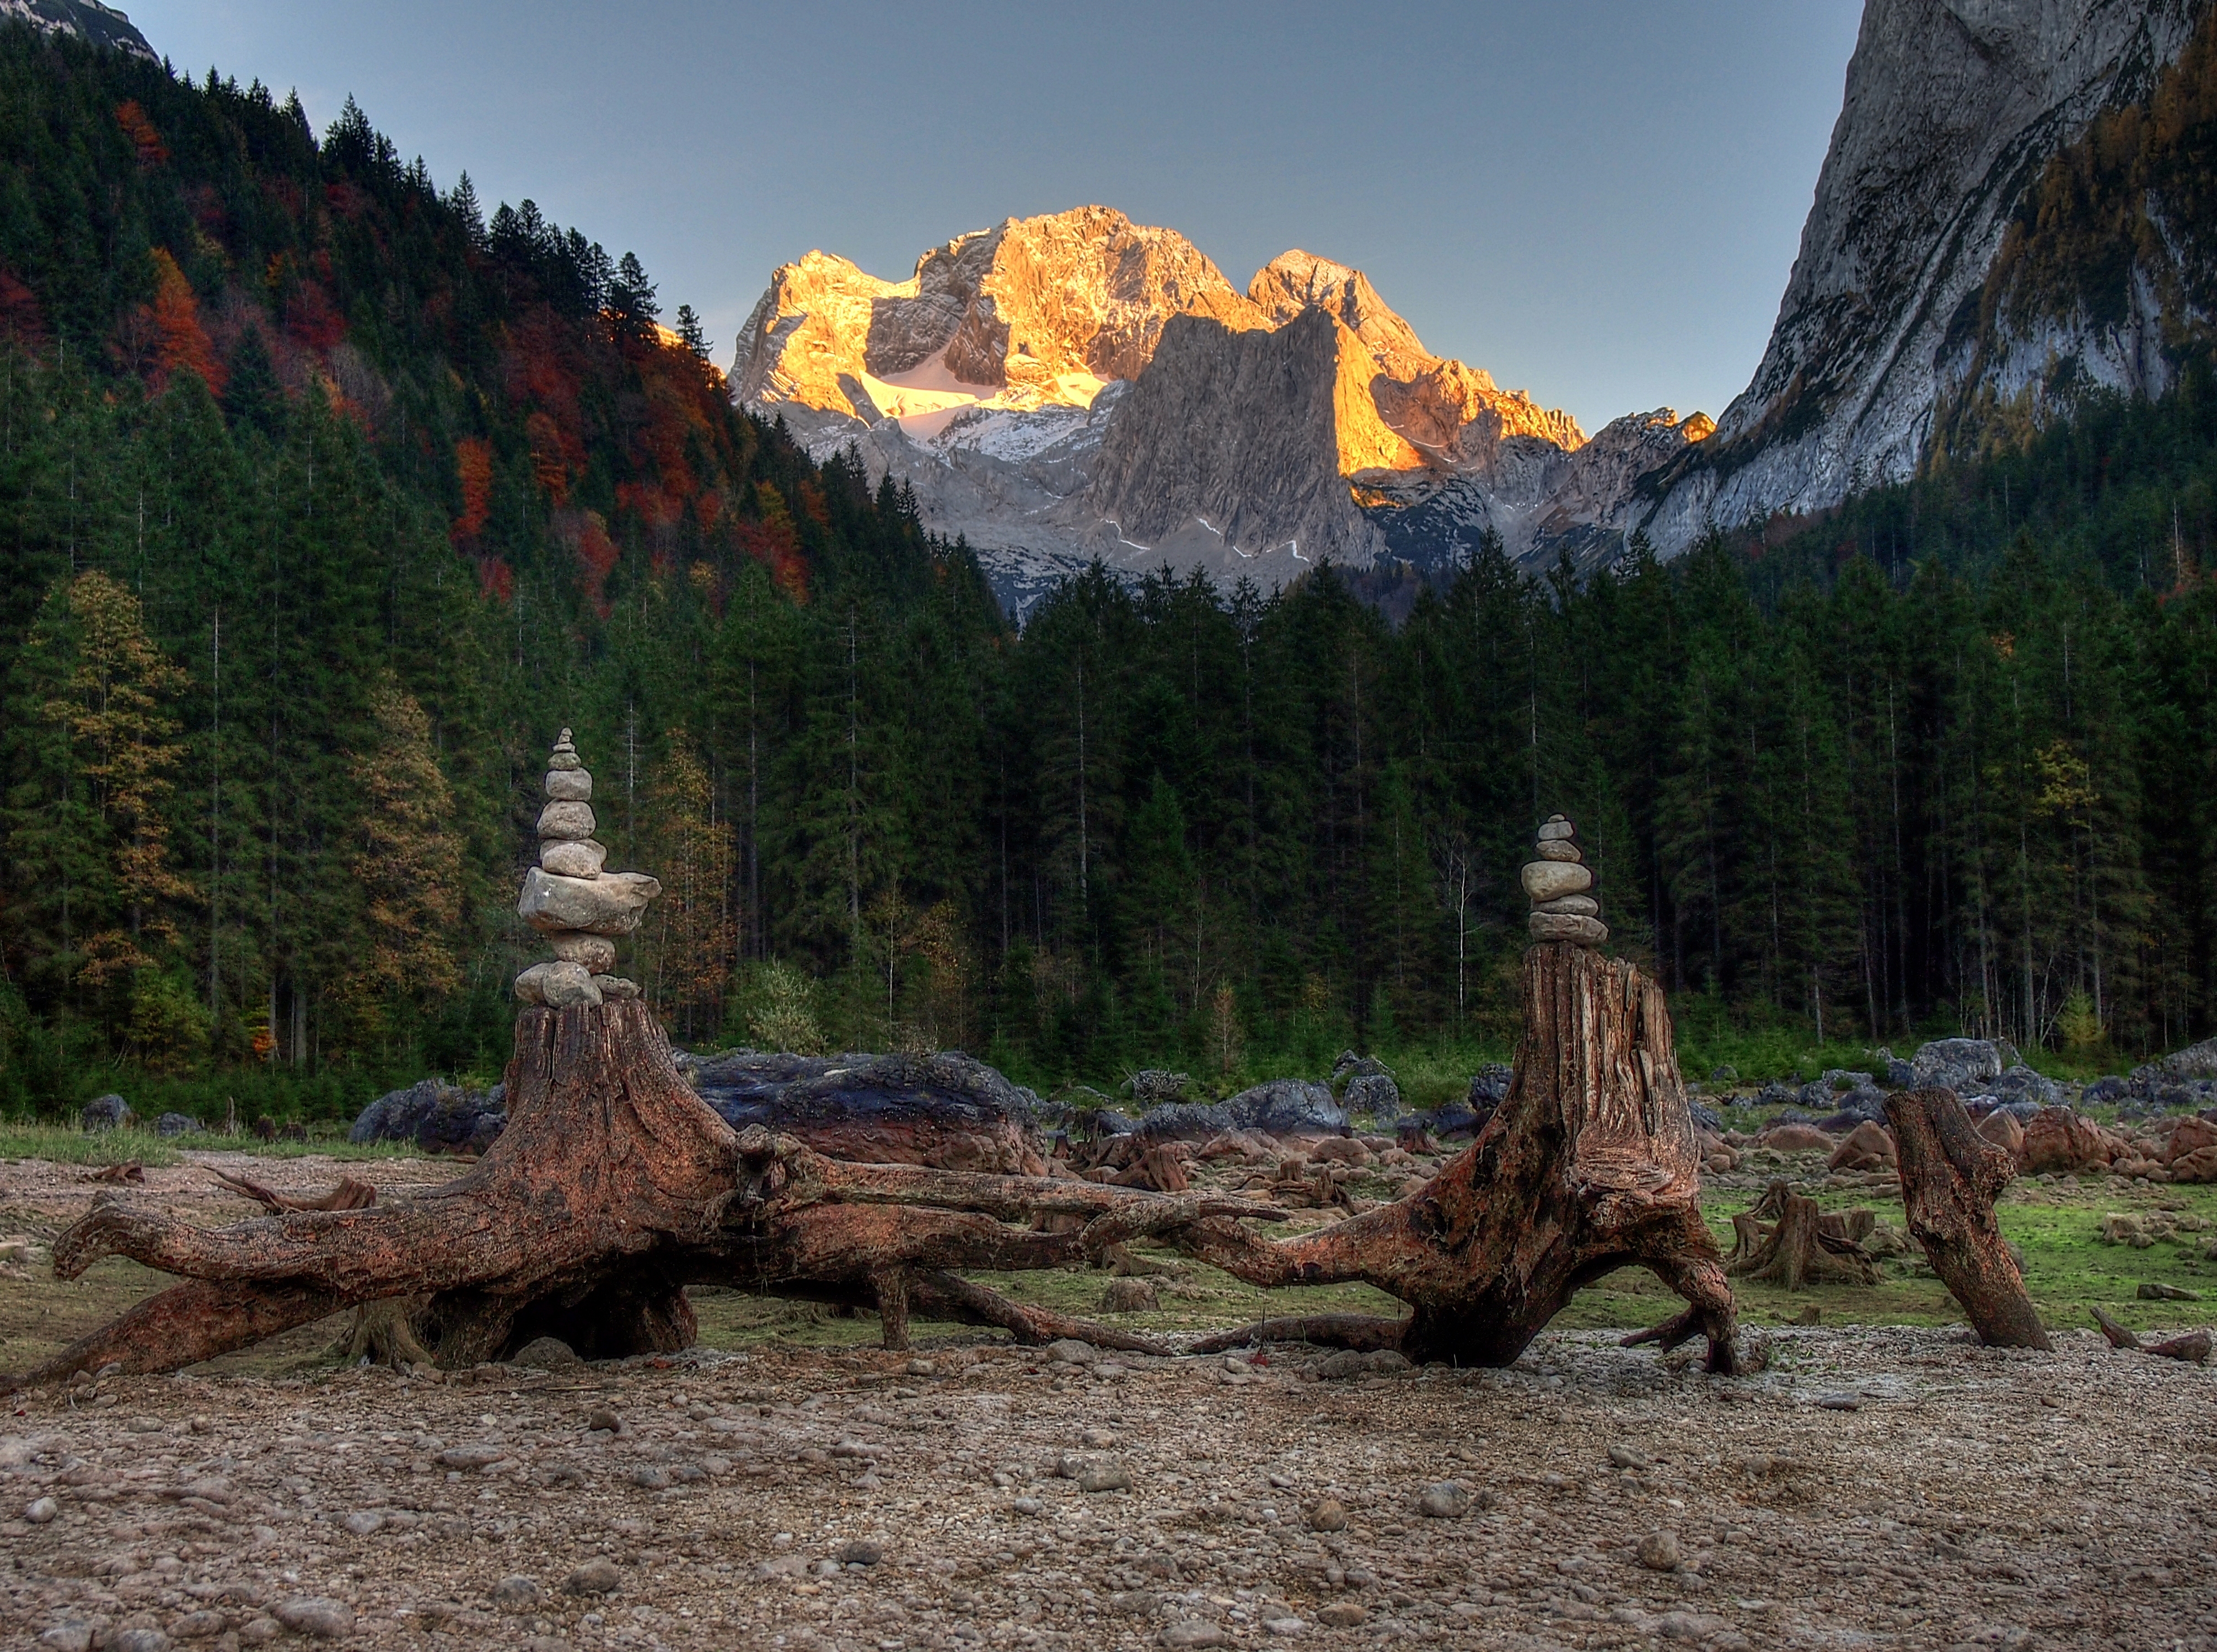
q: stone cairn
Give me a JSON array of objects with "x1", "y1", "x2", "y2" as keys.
[
  {"x1": 513, "y1": 728, "x2": 662, "y2": 1009},
  {"x1": 1521, "y1": 813, "x2": 1608, "y2": 946}
]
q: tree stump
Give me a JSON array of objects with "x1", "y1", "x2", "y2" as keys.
[
  {"x1": 1121, "y1": 943, "x2": 1738, "y2": 1371},
  {"x1": 1885, "y1": 1087, "x2": 2049, "y2": 1350},
  {"x1": 1725, "y1": 1182, "x2": 1878, "y2": 1289},
  {"x1": 7, "y1": 945, "x2": 1736, "y2": 1384}
]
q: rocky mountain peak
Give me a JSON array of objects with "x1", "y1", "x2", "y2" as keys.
[{"x1": 0, "y1": 0, "x2": 153, "y2": 58}]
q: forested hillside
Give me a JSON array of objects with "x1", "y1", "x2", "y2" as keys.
[{"x1": 6, "y1": 24, "x2": 2217, "y2": 1122}]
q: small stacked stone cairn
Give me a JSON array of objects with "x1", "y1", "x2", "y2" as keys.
[
  {"x1": 1521, "y1": 813, "x2": 1608, "y2": 946},
  {"x1": 513, "y1": 728, "x2": 662, "y2": 1008}
]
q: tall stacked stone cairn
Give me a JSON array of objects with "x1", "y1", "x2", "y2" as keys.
[
  {"x1": 512, "y1": 728, "x2": 662, "y2": 1008},
  {"x1": 1521, "y1": 813, "x2": 1608, "y2": 946}
]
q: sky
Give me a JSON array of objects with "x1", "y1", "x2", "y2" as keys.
[{"x1": 125, "y1": 0, "x2": 1867, "y2": 434}]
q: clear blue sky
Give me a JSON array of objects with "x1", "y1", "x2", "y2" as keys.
[{"x1": 126, "y1": 1, "x2": 1865, "y2": 434}]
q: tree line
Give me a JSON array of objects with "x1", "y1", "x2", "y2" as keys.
[{"x1": 6, "y1": 24, "x2": 2217, "y2": 1117}]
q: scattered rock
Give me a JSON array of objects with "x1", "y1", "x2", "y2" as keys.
[
  {"x1": 80, "y1": 1093, "x2": 133, "y2": 1131},
  {"x1": 24, "y1": 1494, "x2": 58, "y2": 1522},
  {"x1": 1308, "y1": 1498, "x2": 1349, "y2": 1532},
  {"x1": 1315, "y1": 1347, "x2": 1409, "y2": 1380},
  {"x1": 1315, "y1": 1601, "x2": 1369, "y2": 1628},
  {"x1": 837, "y1": 1537, "x2": 885, "y2": 1565},
  {"x1": 153, "y1": 1112, "x2": 202, "y2": 1138},
  {"x1": 168, "y1": 1611, "x2": 226, "y2": 1639},
  {"x1": 1079, "y1": 1461, "x2": 1132, "y2": 1492},
  {"x1": 511, "y1": 1335, "x2": 583, "y2": 1370},
  {"x1": 565, "y1": 1558, "x2": 622, "y2": 1595},
  {"x1": 1103, "y1": 1276, "x2": 1158, "y2": 1312},
  {"x1": 1607, "y1": 1443, "x2": 1650, "y2": 1471},
  {"x1": 1638, "y1": 1530, "x2": 1684, "y2": 1571},
  {"x1": 340, "y1": 1508, "x2": 384, "y2": 1535},
  {"x1": 1160, "y1": 1623, "x2": 1228, "y2": 1649},
  {"x1": 272, "y1": 1597, "x2": 356, "y2": 1639},
  {"x1": 1417, "y1": 1480, "x2": 1475, "y2": 1518},
  {"x1": 491, "y1": 1575, "x2": 543, "y2": 1609}
]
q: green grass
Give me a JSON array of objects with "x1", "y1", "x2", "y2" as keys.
[{"x1": 0, "y1": 1123, "x2": 420, "y2": 1165}]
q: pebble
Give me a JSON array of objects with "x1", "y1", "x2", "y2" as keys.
[
  {"x1": 1012, "y1": 1496, "x2": 1043, "y2": 1515},
  {"x1": 1079, "y1": 1462, "x2": 1132, "y2": 1493},
  {"x1": 492, "y1": 1574, "x2": 543, "y2": 1608},
  {"x1": 586, "y1": 1407, "x2": 621, "y2": 1433},
  {"x1": 438, "y1": 1442, "x2": 507, "y2": 1468},
  {"x1": 167, "y1": 1611, "x2": 227, "y2": 1639},
  {"x1": 1160, "y1": 1623, "x2": 1228, "y2": 1649},
  {"x1": 106, "y1": 1632, "x2": 171, "y2": 1652},
  {"x1": 1260, "y1": 1618, "x2": 1309, "y2": 1638},
  {"x1": 1607, "y1": 1443, "x2": 1651, "y2": 1470},
  {"x1": 272, "y1": 1597, "x2": 355, "y2": 1639},
  {"x1": 341, "y1": 1508, "x2": 384, "y2": 1535},
  {"x1": 237, "y1": 1619, "x2": 280, "y2": 1644},
  {"x1": 1417, "y1": 1481, "x2": 1475, "y2": 1518},
  {"x1": 1638, "y1": 1530, "x2": 1684, "y2": 1571},
  {"x1": 1308, "y1": 1498, "x2": 1349, "y2": 1532},
  {"x1": 37, "y1": 1628, "x2": 93, "y2": 1652},
  {"x1": 837, "y1": 1538, "x2": 885, "y2": 1566},
  {"x1": 1080, "y1": 1426, "x2": 1118, "y2": 1449},
  {"x1": 1315, "y1": 1602, "x2": 1368, "y2": 1628},
  {"x1": 566, "y1": 1558, "x2": 623, "y2": 1595},
  {"x1": 906, "y1": 1358, "x2": 937, "y2": 1376},
  {"x1": 1816, "y1": 1392, "x2": 1861, "y2": 1411},
  {"x1": 25, "y1": 1494, "x2": 58, "y2": 1522},
  {"x1": 1047, "y1": 1339, "x2": 1096, "y2": 1366}
]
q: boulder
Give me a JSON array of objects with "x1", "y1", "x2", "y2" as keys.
[
  {"x1": 1331, "y1": 1051, "x2": 1393, "y2": 1083},
  {"x1": 81, "y1": 1093, "x2": 133, "y2": 1131},
  {"x1": 691, "y1": 1049, "x2": 1051, "y2": 1174},
  {"x1": 1466, "y1": 1064, "x2": 1514, "y2": 1109},
  {"x1": 1688, "y1": 1101, "x2": 1724, "y2": 1134},
  {"x1": 2160, "y1": 1114, "x2": 2217, "y2": 1165},
  {"x1": 1908, "y1": 1038, "x2": 2010, "y2": 1095},
  {"x1": 1429, "y1": 1101, "x2": 1484, "y2": 1138},
  {"x1": 350, "y1": 1079, "x2": 507, "y2": 1154},
  {"x1": 1975, "y1": 1108, "x2": 2026, "y2": 1154},
  {"x1": 517, "y1": 867, "x2": 661, "y2": 937},
  {"x1": 2135, "y1": 1036, "x2": 2217, "y2": 1085},
  {"x1": 2080, "y1": 1075, "x2": 2131, "y2": 1108},
  {"x1": 2170, "y1": 1145, "x2": 2217, "y2": 1184},
  {"x1": 1344, "y1": 1072, "x2": 1402, "y2": 1121},
  {"x1": 1124, "y1": 1070, "x2": 1189, "y2": 1106},
  {"x1": 540, "y1": 838, "x2": 608, "y2": 879},
  {"x1": 2018, "y1": 1106, "x2": 2113, "y2": 1174},
  {"x1": 1827, "y1": 1119, "x2": 1896, "y2": 1171},
  {"x1": 1989, "y1": 1065, "x2": 2064, "y2": 1109},
  {"x1": 1759, "y1": 1123, "x2": 1835, "y2": 1152},
  {"x1": 1123, "y1": 1080, "x2": 1346, "y2": 1142},
  {"x1": 154, "y1": 1112, "x2": 203, "y2": 1138}
]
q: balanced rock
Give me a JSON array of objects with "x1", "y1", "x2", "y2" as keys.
[
  {"x1": 536, "y1": 800, "x2": 597, "y2": 841},
  {"x1": 514, "y1": 961, "x2": 603, "y2": 1008},
  {"x1": 540, "y1": 838, "x2": 608, "y2": 878},
  {"x1": 547, "y1": 931, "x2": 619, "y2": 973},
  {"x1": 1524, "y1": 814, "x2": 1607, "y2": 946},
  {"x1": 519, "y1": 866, "x2": 661, "y2": 936},
  {"x1": 514, "y1": 729, "x2": 661, "y2": 1005}
]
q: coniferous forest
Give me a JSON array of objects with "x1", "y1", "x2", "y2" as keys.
[{"x1": 8, "y1": 25, "x2": 2217, "y2": 1120}]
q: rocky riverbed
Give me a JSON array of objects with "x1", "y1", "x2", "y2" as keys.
[{"x1": 4, "y1": 1323, "x2": 2213, "y2": 1652}]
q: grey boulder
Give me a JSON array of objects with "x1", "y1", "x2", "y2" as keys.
[{"x1": 81, "y1": 1094, "x2": 133, "y2": 1131}]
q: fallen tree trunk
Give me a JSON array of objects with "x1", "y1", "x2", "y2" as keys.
[
  {"x1": 7, "y1": 942, "x2": 1736, "y2": 1387},
  {"x1": 1884, "y1": 1087, "x2": 2049, "y2": 1350}
]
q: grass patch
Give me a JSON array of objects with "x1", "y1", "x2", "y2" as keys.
[{"x1": 0, "y1": 1124, "x2": 418, "y2": 1165}]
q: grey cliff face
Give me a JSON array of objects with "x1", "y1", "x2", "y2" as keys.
[
  {"x1": 0, "y1": 0, "x2": 154, "y2": 57},
  {"x1": 1084, "y1": 308, "x2": 1384, "y2": 570},
  {"x1": 1642, "y1": 0, "x2": 2208, "y2": 553}
]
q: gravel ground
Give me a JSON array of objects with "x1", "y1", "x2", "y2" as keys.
[{"x1": 4, "y1": 1322, "x2": 2213, "y2": 1652}]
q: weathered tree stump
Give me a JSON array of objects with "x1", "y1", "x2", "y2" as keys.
[
  {"x1": 2091, "y1": 1306, "x2": 2209, "y2": 1364},
  {"x1": 1725, "y1": 1183, "x2": 1878, "y2": 1289},
  {"x1": 1885, "y1": 1087, "x2": 2049, "y2": 1349},
  {"x1": 1140, "y1": 943, "x2": 1738, "y2": 1371},
  {"x1": 7, "y1": 943, "x2": 1736, "y2": 1385}
]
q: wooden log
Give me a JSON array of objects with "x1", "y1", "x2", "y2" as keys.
[{"x1": 1886, "y1": 1088, "x2": 2050, "y2": 1350}]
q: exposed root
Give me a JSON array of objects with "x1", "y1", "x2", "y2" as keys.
[{"x1": 1188, "y1": 1313, "x2": 1408, "y2": 1355}]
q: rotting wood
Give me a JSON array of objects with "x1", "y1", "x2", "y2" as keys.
[
  {"x1": 7, "y1": 942, "x2": 1736, "y2": 1385},
  {"x1": 1885, "y1": 1088, "x2": 2049, "y2": 1349}
]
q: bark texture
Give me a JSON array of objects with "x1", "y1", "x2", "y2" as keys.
[
  {"x1": 7, "y1": 944, "x2": 1735, "y2": 1386},
  {"x1": 1885, "y1": 1087, "x2": 2050, "y2": 1350},
  {"x1": 1165, "y1": 945, "x2": 1737, "y2": 1370}
]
